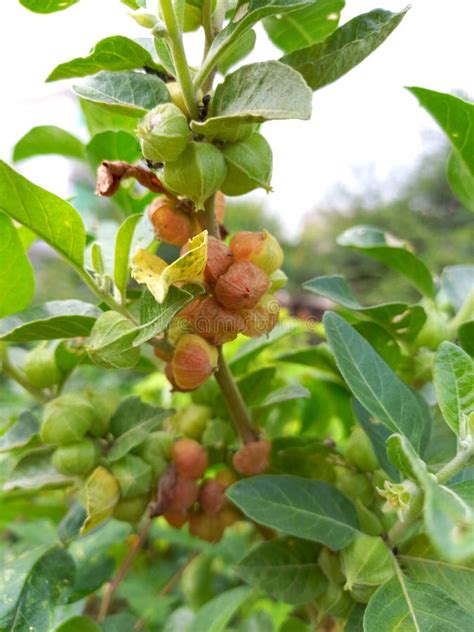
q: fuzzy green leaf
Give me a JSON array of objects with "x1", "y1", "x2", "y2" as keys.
[
  {"x1": 434, "y1": 342, "x2": 474, "y2": 434},
  {"x1": 448, "y1": 151, "x2": 474, "y2": 212},
  {"x1": 0, "y1": 161, "x2": 86, "y2": 266},
  {"x1": 0, "y1": 411, "x2": 40, "y2": 453},
  {"x1": 191, "y1": 586, "x2": 252, "y2": 632},
  {"x1": 440, "y1": 265, "x2": 474, "y2": 312},
  {"x1": 4, "y1": 448, "x2": 73, "y2": 491},
  {"x1": 13, "y1": 125, "x2": 86, "y2": 162},
  {"x1": 20, "y1": 0, "x2": 79, "y2": 12},
  {"x1": 281, "y1": 9, "x2": 406, "y2": 91},
  {"x1": 86, "y1": 311, "x2": 140, "y2": 369},
  {"x1": 55, "y1": 616, "x2": 102, "y2": 632},
  {"x1": 114, "y1": 213, "x2": 143, "y2": 300},
  {"x1": 228, "y1": 475, "x2": 358, "y2": 550},
  {"x1": 107, "y1": 409, "x2": 172, "y2": 462},
  {"x1": 86, "y1": 130, "x2": 140, "y2": 169}
]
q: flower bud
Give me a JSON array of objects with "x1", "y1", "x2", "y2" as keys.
[
  {"x1": 171, "y1": 438, "x2": 208, "y2": 479},
  {"x1": 214, "y1": 260, "x2": 270, "y2": 310},
  {"x1": 269, "y1": 269, "x2": 288, "y2": 292},
  {"x1": 192, "y1": 296, "x2": 245, "y2": 345},
  {"x1": 162, "y1": 142, "x2": 227, "y2": 210},
  {"x1": 169, "y1": 404, "x2": 211, "y2": 440},
  {"x1": 137, "y1": 431, "x2": 173, "y2": 478},
  {"x1": 129, "y1": 9, "x2": 158, "y2": 28},
  {"x1": 232, "y1": 440, "x2": 272, "y2": 476},
  {"x1": 230, "y1": 230, "x2": 283, "y2": 274},
  {"x1": 137, "y1": 103, "x2": 191, "y2": 163},
  {"x1": 113, "y1": 494, "x2": 150, "y2": 523},
  {"x1": 148, "y1": 196, "x2": 198, "y2": 246},
  {"x1": 241, "y1": 294, "x2": 280, "y2": 338},
  {"x1": 199, "y1": 479, "x2": 227, "y2": 515},
  {"x1": 41, "y1": 394, "x2": 95, "y2": 445},
  {"x1": 23, "y1": 345, "x2": 62, "y2": 388},
  {"x1": 164, "y1": 510, "x2": 188, "y2": 528},
  {"x1": 189, "y1": 511, "x2": 224, "y2": 542},
  {"x1": 345, "y1": 426, "x2": 378, "y2": 472},
  {"x1": 220, "y1": 133, "x2": 272, "y2": 196},
  {"x1": 52, "y1": 439, "x2": 100, "y2": 476},
  {"x1": 110, "y1": 454, "x2": 153, "y2": 499},
  {"x1": 171, "y1": 334, "x2": 218, "y2": 391}
]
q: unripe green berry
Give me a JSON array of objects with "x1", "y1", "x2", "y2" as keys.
[
  {"x1": 137, "y1": 431, "x2": 173, "y2": 478},
  {"x1": 41, "y1": 394, "x2": 95, "y2": 445},
  {"x1": 169, "y1": 404, "x2": 211, "y2": 440},
  {"x1": 335, "y1": 467, "x2": 374, "y2": 506},
  {"x1": 113, "y1": 494, "x2": 150, "y2": 523},
  {"x1": 137, "y1": 103, "x2": 190, "y2": 163},
  {"x1": 24, "y1": 345, "x2": 62, "y2": 388},
  {"x1": 82, "y1": 390, "x2": 119, "y2": 437},
  {"x1": 110, "y1": 454, "x2": 153, "y2": 498},
  {"x1": 220, "y1": 133, "x2": 272, "y2": 196},
  {"x1": 52, "y1": 439, "x2": 100, "y2": 476},
  {"x1": 162, "y1": 141, "x2": 226, "y2": 210},
  {"x1": 345, "y1": 426, "x2": 378, "y2": 472}
]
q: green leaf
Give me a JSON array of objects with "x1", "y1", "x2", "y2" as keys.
[
  {"x1": 13, "y1": 125, "x2": 86, "y2": 162},
  {"x1": 0, "y1": 411, "x2": 40, "y2": 453},
  {"x1": 0, "y1": 300, "x2": 100, "y2": 342},
  {"x1": 324, "y1": 313, "x2": 431, "y2": 454},
  {"x1": 0, "y1": 546, "x2": 76, "y2": 631},
  {"x1": 73, "y1": 71, "x2": 170, "y2": 117},
  {"x1": 86, "y1": 311, "x2": 140, "y2": 369},
  {"x1": 109, "y1": 396, "x2": 160, "y2": 436},
  {"x1": 80, "y1": 99, "x2": 138, "y2": 135},
  {"x1": 423, "y1": 478, "x2": 474, "y2": 563},
  {"x1": 336, "y1": 226, "x2": 434, "y2": 298},
  {"x1": 237, "y1": 537, "x2": 326, "y2": 605},
  {"x1": 408, "y1": 88, "x2": 474, "y2": 211},
  {"x1": 386, "y1": 434, "x2": 427, "y2": 482},
  {"x1": 0, "y1": 160, "x2": 86, "y2": 266},
  {"x1": 227, "y1": 475, "x2": 358, "y2": 550},
  {"x1": 191, "y1": 586, "x2": 251, "y2": 632},
  {"x1": 55, "y1": 616, "x2": 102, "y2": 632},
  {"x1": 440, "y1": 264, "x2": 474, "y2": 312},
  {"x1": 191, "y1": 61, "x2": 312, "y2": 137},
  {"x1": 20, "y1": 0, "x2": 79, "y2": 13},
  {"x1": 47, "y1": 36, "x2": 159, "y2": 82},
  {"x1": 448, "y1": 151, "x2": 474, "y2": 212},
  {"x1": 400, "y1": 535, "x2": 474, "y2": 615},
  {"x1": 341, "y1": 533, "x2": 394, "y2": 592},
  {"x1": 113, "y1": 212, "x2": 143, "y2": 301},
  {"x1": 81, "y1": 466, "x2": 120, "y2": 534},
  {"x1": 253, "y1": 383, "x2": 311, "y2": 408},
  {"x1": 86, "y1": 130, "x2": 140, "y2": 169},
  {"x1": 264, "y1": 0, "x2": 344, "y2": 54},
  {"x1": 4, "y1": 448, "x2": 73, "y2": 491},
  {"x1": 134, "y1": 285, "x2": 204, "y2": 346},
  {"x1": 229, "y1": 322, "x2": 299, "y2": 372},
  {"x1": 0, "y1": 212, "x2": 35, "y2": 318},
  {"x1": 433, "y1": 342, "x2": 474, "y2": 434},
  {"x1": 217, "y1": 29, "x2": 256, "y2": 74},
  {"x1": 281, "y1": 9, "x2": 406, "y2": 91},
  {"x1": 364, "y1": 575, "x2": 473, "y2": 631},
  {"x1": 459, "y1": 321, "x2": 474, "y2": 356},
  {"x1": 107, "y1": 409, "x2": 172, "y2": 462}
]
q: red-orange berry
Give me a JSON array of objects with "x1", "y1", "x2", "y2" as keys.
[
  {"x1": 168, "y1": 475, "x2": 200, "y2": 511},
  {"x1": 171, "y1": 438, "x2": 208, "y2": 479},
  {"x1": 164, "y1": 510, "x2": 188, "y2": 528},
  {"x1": 230, "y1": 230, "x2": 283, "y2": 274},
  {"x1": 192, "y1": 296, "x2": 245, "y2": 345},
  {"x1": 148, "y1": 196, "x2": 197, "y2": 246},
  {"x1": 232, "y1": 440, "x2": 272, "y2": 476},
  {"x1": 199, "y1": 479, "x2": 227, "y2": 515},
  {"x1": 189, "y1": 511, "x2": 224, "y2": 542},
  {"x1": 214, "y1": 260, "x2": 270, "y2": 310},
  {"x1": 241, "y1": 294, "x2": 280, "y2": 338},
  {"x1": 171, "y1": 334, "x2": 218, "y2": 391}
]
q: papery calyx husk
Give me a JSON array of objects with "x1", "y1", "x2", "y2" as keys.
[
  {"x1": 220, "y1": 132, "x2": 273, "y2": 196},
  {"x1": 137, "y1": 103, "x2": 191, "y2": 163}
]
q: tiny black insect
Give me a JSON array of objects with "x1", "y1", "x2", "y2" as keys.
[
  {"x1": 199, "y1": 95, "x2": 211, "y2": 122},
  {"x1": 145, "y1": 159, "x2": 163, "y2": 171},
  {"x1": 143, "y1": 66, "x2": 171, "y2": 83}
]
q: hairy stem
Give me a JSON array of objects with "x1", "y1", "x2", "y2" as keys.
[
  {"x1": 202, "y1": 0, "x2": 214, "y2": 57},
  {"x1": 159, "y1": 0, "x2": 198, "y2": 119},
  {"x1": 436, "y1": 441, "x2": 474, "y2": 484},
  {"x1": 97, "y1": 518, "x2": 152, "y2": 622}
]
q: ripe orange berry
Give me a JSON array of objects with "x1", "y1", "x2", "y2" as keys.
[
  {"x1": 214, "y1": 260, "x2": 270, "y2": 310},
  {"x1": 171, "y1": 334, "x2": 218, "y2": 391},
  {"x1": 232, "y1": 440, "x2": 272, "y2": 476},
  {"x1": 164, "y1": 510, "x2": 188, "y2": 528},
  {"x1": 168, "y1": 475, "x2": 199, "y2": 511},
  {"x1": 230, "y1": 230, "x2": 283, "y2": 274},
  {"x1": 148, "y1": 196, "x2": 197, "y2": 246},
  {"x1": 189, "y1": 511, "x2": 224, "y2": 542},
  {"x1": 171, "y1": 438, "x2": 208, "y2": 479},
  {"x1": 192, "y1": 296, "x2": 245, "y2": 345},
  {"x1": 199, "y1": 479, "x2": 227, "y2": 515},
  {"x1": 241, "y1": 294, "x2": 280, "y2": 338}
]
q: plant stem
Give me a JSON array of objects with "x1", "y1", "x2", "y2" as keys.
[
  {"x1": 202, "y1": 0, "x2": 214, "y2": 57},
  {"x1": 97, "y1": 518, "x2": 152, "y2": 622},
  {"x1": 215, "y1": 347, "x2": 259, "y2": 443},
  {"x1": 159, "y1": 0, "x2": 198, "y2": 119},
  {"x1": 436, "y1": 441, "x2": 474, "y2": 484},
  {"x1": 1, "y1": 345, "x2": 50, "y2": 404}
]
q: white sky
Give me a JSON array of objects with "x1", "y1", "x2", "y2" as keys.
[{"x1": 1, "y1": 0, "x2": 473, "y2": 235}]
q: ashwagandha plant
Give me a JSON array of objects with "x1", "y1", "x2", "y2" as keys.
[{"x1": 0, "y1": 1, "x2": 473, "y2": 630}]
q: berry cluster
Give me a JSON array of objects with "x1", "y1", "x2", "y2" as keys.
[{"x1": 149, "y1": 196, "x2": 285, "y2": 391}]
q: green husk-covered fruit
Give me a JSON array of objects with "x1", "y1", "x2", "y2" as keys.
[
  {"x1": 113, "y1": 494, "x2": 150, "y2": 523},
  {"x1": 110, "y1": 454, "x2": 153, "y2": 498},
  {"x1": 220, "y1": 132, "x2": 272, "y2": 196},
  {"x1": 137, "y1": 103, "x2": 191, "y2": 163},
  {"x1": 52, "y1": 438, "x2": 100, "y2": 476},
  {"x1": 23, "y1": 345, "x2": 62, "y2": 388},
  {"x1": 83, "y1": 390, "x2": 119, "y2": 437},
  {"x1": 162, "y1": 141, "x2": 226, "y2": 210},
  {"x1": 169, "y1": 405, "x2": 211, "y2": 440},
  {"x1": 41, "y1": 394, "x2": 95, "y2": 445},
  {"x1": 345, "y1": 426, "x2": 378, "y2": 472},
  {"x1": 137, "y1": 431, "x2": 173, "y2": 478}
]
